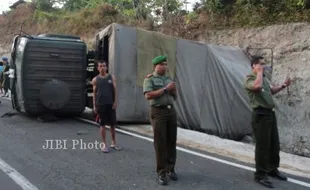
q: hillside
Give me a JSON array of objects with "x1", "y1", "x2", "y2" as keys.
[
  {"x1": 0, "y1": 0, "x2": 310, "y2": 158},
  {"x1": 1, "y1": 0, "x2": 310, "y2": 50}
]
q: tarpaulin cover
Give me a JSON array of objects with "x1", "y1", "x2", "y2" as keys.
[
  {"x1": 136, "y1": 29, "x2": 177, "y2": 86},
  {"x1": 95, "y1": 23, "x2": 253, "y2": 140}
]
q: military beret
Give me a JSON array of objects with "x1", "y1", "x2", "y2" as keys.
[
  {"x1": 152, "y1": 55, "x2": 167, "y2": 65},
  {"x1": 250, "y1": 55, "x2": 264, "y2": 66}
]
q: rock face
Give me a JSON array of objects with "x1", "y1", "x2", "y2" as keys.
[
  {"x1": 202, "y1": 23, "x2": 310, "y2": 157},
  {"x1": 0, "y1": 44, "x2": 10, "y2": 56}
]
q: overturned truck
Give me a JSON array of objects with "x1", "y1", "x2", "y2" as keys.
[
  {"x1": 10, "y1": 23, "x2": 256, "y2": 140},
  {"x1": 95, "y1": 23, "x2": 255, "y2": 140}
]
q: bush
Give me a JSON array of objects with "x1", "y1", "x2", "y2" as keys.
[{"x1": 2, "y1": 0, "x2": 310, "y2": 46}]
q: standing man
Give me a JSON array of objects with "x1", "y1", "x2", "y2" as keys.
[
  {"x1": 92, "y1": 60, "x2": 121, "y2": 153},
  {"x1": 0, "y1": 60, "x2": 3, "y2": 94},
  {"x1": 143, "y1": 55, "x2": 178, "y2": 186},
  {"x1": 1, "y1": 57, "x2": 10, "y2": 97},
  {"x1": 244, "y1": 55, "x2": 291, "y2": 188}
]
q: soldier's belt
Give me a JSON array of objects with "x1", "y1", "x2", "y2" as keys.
[
  {"x1": 254, "y1": 106, "x2": 275, "y2": 112},
  {"x1": 152, "y1": 104, "x2": 173, "y2": 109}
]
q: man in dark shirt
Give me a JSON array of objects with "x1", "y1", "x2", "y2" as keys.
[
  {"x1": 1, "y1": 57, "x2": 10, "y2": 97},
  {"x1": 92, "y1": 60, "x2": 121, "y2": 153},
  {"x1": 0, "y1": 60, "x2": 3, "y2": 94}
]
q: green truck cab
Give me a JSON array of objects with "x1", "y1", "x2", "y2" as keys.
[{"x1": 10, "y1": 33, "x2": 96, "y2": 116}]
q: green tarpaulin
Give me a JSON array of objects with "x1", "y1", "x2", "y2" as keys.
[{"x1": 136, "y1": 29, "x2": 177, "y2": 86}]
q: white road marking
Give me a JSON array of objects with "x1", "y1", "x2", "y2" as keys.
[
  {"x1": 0, "y1": 157, "x2": 39, "y2": 190},
  {"x1": 0, "y1": 97, "x2": 36, "y2": 189},
  {"x1": 1, "y1": 97, "x2": 309, "y2": 188},
  {"x1": 76, "y1": 117, "x2": 310, "y2": 188}
]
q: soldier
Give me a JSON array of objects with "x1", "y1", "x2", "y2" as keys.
[
  {"x1": 143, "y1": 55, "x2": 178, "y2": 186},
  {"x1": 244, "y1": 55, "x2": 291, "y2": 188}
]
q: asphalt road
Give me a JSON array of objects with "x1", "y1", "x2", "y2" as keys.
[
  {"x1": 0, "y1": 98, "x2": 309, "y2": 190},
  {"x1": 0, "y1": 170, "x2": 22, "y2": 190}
]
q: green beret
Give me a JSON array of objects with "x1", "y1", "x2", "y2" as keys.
[{"x1": 152, "y1": 55, "x2": 167, "y2": 65}]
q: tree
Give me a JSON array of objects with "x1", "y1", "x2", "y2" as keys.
[
  {"x1": 33, "y1": 0, "x2": 58, "y2": 11},
  {"x1": 59, "y1": 0, "x2": 89, "y2": 11}
]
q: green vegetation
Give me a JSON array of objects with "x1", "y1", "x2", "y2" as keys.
[{"x1": 1, "y1": 0, "x2": 310, "y2": 43}]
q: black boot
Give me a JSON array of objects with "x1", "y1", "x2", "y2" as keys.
[
  {"x1": 268, "y1": 169, "x2": 288, "y2": 181},
  {"x1": 157, "y1": 173, "x2": 168, "y2": 185},
  {"x1": 167, "y1": 171, "x2": 178, "y2": 181},
  {"x1": 255, "y1": 174, "x2": 274, "y2": 188}
]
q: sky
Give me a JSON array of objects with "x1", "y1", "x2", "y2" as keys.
[
  {"x1": 0, "y1": 0, "x2": 199, "y2": 13},
  {"x1": 0, "y1": 0, "x2": 14, "y2": 13}
]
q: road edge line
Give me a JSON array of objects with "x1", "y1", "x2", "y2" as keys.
[
  {"x1": 75, "y1": 117, "x2": 310, "y2": 188},
  {"x1": 0, "y1": 157, "x2": 39, "y2": 190}
]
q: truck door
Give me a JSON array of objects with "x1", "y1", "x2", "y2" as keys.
[
  {"x1": 85, "y1": 50, "x2": 98, "y2": 108},
  {"x1": 85, "y1": 34, "x2": 109, "y2": 108}
]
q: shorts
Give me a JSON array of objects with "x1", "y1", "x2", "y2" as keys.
[{"x1": 96, "y1": 104, "x2": 117, "y2": 127}]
